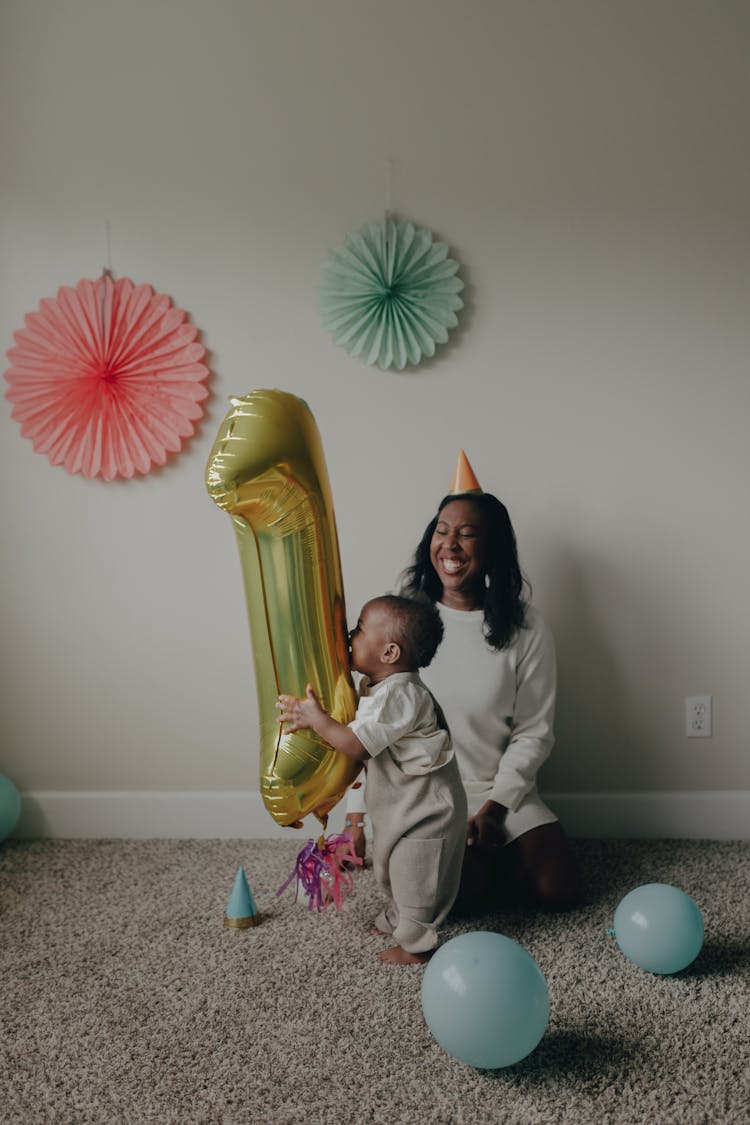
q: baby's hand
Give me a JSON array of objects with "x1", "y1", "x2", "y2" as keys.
[{"x1": 277, "y1": 684, "x2": 326, "y2": 733}]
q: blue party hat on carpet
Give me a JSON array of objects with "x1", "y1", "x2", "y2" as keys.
[{"x1": 224, "y1": 864, "x2": 261, "y2": 929}]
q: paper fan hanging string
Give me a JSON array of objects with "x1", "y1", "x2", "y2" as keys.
[
  {"x1": 317, "y1": 217, "x2": 464, "y2": 371},
  {"x1": 4, "y1": 272, "x2": 210, "y2": 480}
]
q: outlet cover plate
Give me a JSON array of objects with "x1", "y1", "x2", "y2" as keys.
[{"x1": 686, "y1": 695, "x2": 712, "y2": 738}]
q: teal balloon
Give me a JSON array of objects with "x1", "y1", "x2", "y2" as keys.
[
  {"x1": 0, "y1": 775, "x2": 21, "y2": 841},
  {"x1": 612, "y1": 883, "x2": 704, "y2": 974},
  {"x1": 421, "y1": 931, "x2": 549, "y2": 1068}
]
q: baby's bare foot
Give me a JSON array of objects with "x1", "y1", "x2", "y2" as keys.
[
  {"x1": 369, "y1": 925, "x2": 387, "y2": 935},
  {"x1": 377, "y1": 945, "x2": 433, "y2": 965}
]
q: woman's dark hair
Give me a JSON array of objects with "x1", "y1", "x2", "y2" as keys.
[{"x1": 399, "y1": 493, "x2": 530, "y2": 651}]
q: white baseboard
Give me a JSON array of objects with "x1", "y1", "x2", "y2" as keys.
[
  {"x1": 12, "y1": 789, "x2": 749, "y2": 840},
  {"x1": 15, "y1": 791, "x2": 322, "y2": 841},
  {"x1": 548, "y1": 791, "x2": 749, "y2": 840}
]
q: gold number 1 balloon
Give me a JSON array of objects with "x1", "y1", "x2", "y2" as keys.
[{"x1": 205, "y1": 389, "x2": 360, "y2": 828}]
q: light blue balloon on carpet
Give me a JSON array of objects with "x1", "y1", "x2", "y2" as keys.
[
  {"x1": 421, "y1": 931, "x2": 549, "y2": 1068},
  {"x1": 612, "y1": 883, "x2": 704, "y2": 974},
  {"x1": 0, "y1": 775, "x2": 21, "y2": 841}
]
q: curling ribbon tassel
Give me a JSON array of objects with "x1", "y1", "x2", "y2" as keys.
[{"x1": 276, "y1": 833, "x2": 362, "y2": 912}]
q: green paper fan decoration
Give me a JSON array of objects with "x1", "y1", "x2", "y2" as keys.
[{"x1": 318, "y1": 218, "x2": 464, "y2": 370}]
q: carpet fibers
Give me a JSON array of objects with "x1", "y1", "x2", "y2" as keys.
[{"x1": 1, "y1": 838, "x2": 748, "y2": 1124}]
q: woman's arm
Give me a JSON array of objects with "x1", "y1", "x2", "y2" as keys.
[
  {"x1": 278, "y1": 685, "x2": 370, "y2": 762},
  {"x1": 343, "y1": 779, "x2": 367, "y2": 860},
  {"x1": 488, "y1": 612, "x2": 556, "y2": 813}
]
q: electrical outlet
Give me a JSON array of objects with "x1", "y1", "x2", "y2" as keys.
[{"x1": 685, "y1": 695, "x2": 712, "y2": 738}]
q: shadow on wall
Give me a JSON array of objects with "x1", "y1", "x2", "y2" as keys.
[{"x1": 540, "y1": 547, "x2": 664, "y2": 794}]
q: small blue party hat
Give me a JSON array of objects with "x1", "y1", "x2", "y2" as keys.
[{"x1": 224, "y1": 864, "x2": 261, "y2": 929}]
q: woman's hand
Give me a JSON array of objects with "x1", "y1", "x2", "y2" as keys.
[
  {"x1": 345, "y1": 819, "x2": 367, "y2": 864},
  {"x1": 277, "y1": 684, "x2": 327, "y2": 733},
  {"x1": 467, "y1": 800, "x2": 508, "y2": 849}
]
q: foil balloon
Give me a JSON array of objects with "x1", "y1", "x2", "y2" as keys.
[{"x1": 205, "y1": 390, "x2": 359, "y2": 828}]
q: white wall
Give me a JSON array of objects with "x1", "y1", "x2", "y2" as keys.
[{"x1": 2, "y1": 1, "x2": 748, "y2": 834}]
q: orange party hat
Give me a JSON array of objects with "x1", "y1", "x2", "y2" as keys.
[{"x1": 448, "y1": 450, "x2": 483, "y2": 496}]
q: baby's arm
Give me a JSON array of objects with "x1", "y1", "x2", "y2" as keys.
[{"x1": 278, "y1": 685, "x2": 369, "y2": 762}]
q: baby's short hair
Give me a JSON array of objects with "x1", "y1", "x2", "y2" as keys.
[{"x1": 373, "y1": 593, "x2": 444, "y2": 669}]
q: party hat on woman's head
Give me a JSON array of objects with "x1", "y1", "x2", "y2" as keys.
[{"x1": 448, "y1": 450, "x2": 483, "y2": 496}]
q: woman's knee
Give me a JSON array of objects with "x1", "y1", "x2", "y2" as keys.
[
  {"x1": 529, "y1": 860, "x2": 581, "y2": 911},
  {"x1": 511, "y1": 824, "x2": 582, "y2": 912}
]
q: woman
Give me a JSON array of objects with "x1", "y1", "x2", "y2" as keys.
[{"x1": 345, "y1": 452, "x2": 581, "y2": 913}]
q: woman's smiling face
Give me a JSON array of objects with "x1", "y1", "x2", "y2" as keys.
[{"x1": 429, "y1": 498, "x2": 488, "y2": 608}]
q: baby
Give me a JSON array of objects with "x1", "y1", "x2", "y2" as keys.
[{"x1": 278, "y1": 594, "x2": 467, "y2": 964}]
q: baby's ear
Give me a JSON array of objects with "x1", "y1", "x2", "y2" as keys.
[{"x1": 381, "y1": 641, "x2": 401, "y2": 665}]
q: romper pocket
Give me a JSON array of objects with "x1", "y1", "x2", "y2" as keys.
[{"x1": 389, "y1": 837, "x2": 444, "y2": 909}]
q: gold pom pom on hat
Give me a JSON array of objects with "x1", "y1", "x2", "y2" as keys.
[{"x1": 448, "y1": 450, "x2": 483, "y2": 496}]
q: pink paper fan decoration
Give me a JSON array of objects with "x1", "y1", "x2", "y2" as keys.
[{"x1": 4, "y1": 274, "x2": 210, "y2": 480}]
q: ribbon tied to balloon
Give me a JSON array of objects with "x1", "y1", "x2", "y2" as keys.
[{"x1": 205, "y1": 389, "x2": 360, "y2": 836}]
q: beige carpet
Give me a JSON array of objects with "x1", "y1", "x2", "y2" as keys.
[{"x1": 1, "y1": 838, "x2": 748, "y2": 1124}]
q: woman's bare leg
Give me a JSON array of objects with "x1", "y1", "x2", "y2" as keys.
[
  {"x1": 452, "y1": 822, "x2": 581, "y2": 914},
  {"x1": 507, "y1": 822, "x2": 582, "y2": 911}
]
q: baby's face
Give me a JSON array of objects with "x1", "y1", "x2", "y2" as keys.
[{"x1": 348, "y1": 599, "x2": 394, "y2": 679}]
